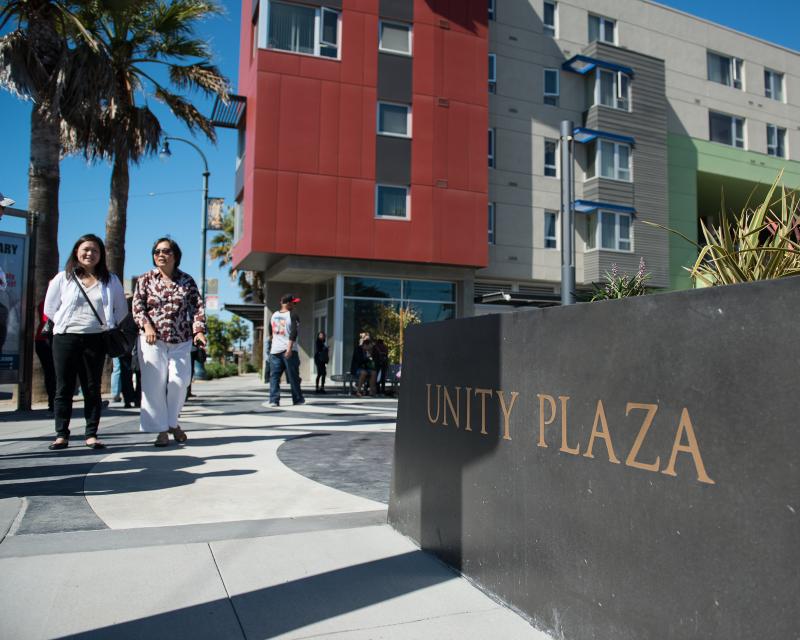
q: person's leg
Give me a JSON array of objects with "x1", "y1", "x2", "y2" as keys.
[
  {"x1": 165, "y1": 340, "x2": 193, "y2": 431},
  {"x1": 110, "y1": 357, "x2": 121, "y2": 401},
  {"x1": 356, "y1": 370, "x2": 367, "y2": 396},
  {"x1": 138, "y1": 337, "x2": 169, "y2": 433},
  {"x1": 320, "y1": 364, "x2": 326, "y2": 393},
  {"x1": 51, "y1": 334, "x2": 79, "y2": 441},
  {"x1": 35, "y1": 340, "x2": 57, "y2": 410},
  {"x1": 119, "y1": 355, "x2": 135, "y2": 406},
  {"x1": 285, "y1": 352, "x2": 304, "y2": 404},
  {"x1": 268, "y1": 353, "x2": 283, "y2": 404},
  {"x1": 77, "y1": 334, "x2": 106, "y2": 440},
  {"x1": 368, "y1": 370, "x2": 377, "y2": 396}
]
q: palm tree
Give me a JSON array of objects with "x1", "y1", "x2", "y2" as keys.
[
  {"x1": 209, "y1": 206, "x2": 265, "y2": 304},
  {"x1": 71, "y1": 0, "x2": 229, "y2": 279},
  {"x1": 0, "y1": 0, "x2": 107, "y2": 300}
]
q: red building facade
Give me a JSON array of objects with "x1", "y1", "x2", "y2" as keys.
[{"x1": 233, "y1": 0, "x2": 488, "y2": 375}]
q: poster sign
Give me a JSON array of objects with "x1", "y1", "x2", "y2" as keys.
[
  {"x1": 0, "y1": 231, "x2": 27, "y2": 383},
  {"x1": 206, "y1": 294, "x2": 219, "y2": 311},
  {"x1": 207, "y1": 197, "x2": 225, "y2": 231}
]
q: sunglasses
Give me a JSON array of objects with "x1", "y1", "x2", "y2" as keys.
[{"x1": 153, "y1": 248, "x2": 173, "y2": 256}]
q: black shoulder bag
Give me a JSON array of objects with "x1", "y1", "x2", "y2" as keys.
[{"x1": 74, "y1": 273, "x2": 138, "y2": 357}]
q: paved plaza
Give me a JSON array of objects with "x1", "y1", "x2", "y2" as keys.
[{"x1": 0, "y1": 375, "x2": 548, "y2": 639}]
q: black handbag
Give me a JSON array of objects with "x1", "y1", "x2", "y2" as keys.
[{"x1": 74, "y1": 273, "x2": 139, "y2": 357}]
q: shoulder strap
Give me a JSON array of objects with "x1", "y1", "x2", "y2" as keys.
[{"x1": 73, "y1": 271, "x2": 106, "y2": 327}]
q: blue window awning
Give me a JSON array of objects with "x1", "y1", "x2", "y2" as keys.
[
  {"x1": 572, "y1": 127, "x2": 635, "y2": 146},
  {"x1": 562, "y1": 55, "x2": 634, "y2": 77},
  {"x1": 574, "y1": 200, "x2": 636, "y2": 216}
]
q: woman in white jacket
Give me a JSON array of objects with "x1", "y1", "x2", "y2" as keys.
[{"x1": 44, "y1": 234, "x2": 128, "y2": 450}]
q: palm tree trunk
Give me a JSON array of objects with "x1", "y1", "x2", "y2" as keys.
[
  {"x1": 28, "y1": 105, "x2": 61, "y2": 302},
  {"x1": 105, "y1": 154, "x2": 128, "y2": 280}
]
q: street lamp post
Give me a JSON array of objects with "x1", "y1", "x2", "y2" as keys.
[{"x1": 159, "y1": 136, "x2": 209, "y2": 379}]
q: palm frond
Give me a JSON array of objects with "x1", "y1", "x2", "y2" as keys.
[
  {"x1": 154, "y1": 87, "x2": 216, "y2": 141},
  {"x1": 168, "y1": 61, "x2": 228, "y2": 98}
]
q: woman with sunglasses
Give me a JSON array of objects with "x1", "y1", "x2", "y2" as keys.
[
  {"x1": 132, "y1": 238, "x2": 206, "y2": 447},
  {"x1": 44, "y1": 234, "x2": 127, "y2": 450}
]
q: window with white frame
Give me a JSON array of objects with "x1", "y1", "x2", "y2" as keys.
[
  {"x1": 376, "y1": 185, "x2": 409, "y2": 219},
  {"x1": 544, "y1": 139, "x2": 558, "y2": 177},
  {"x1": 543, "y1": 1, "x2": 556, "y2": 36},
  {"x1": 707, "y1": 52, "x2": 743, "y2": 89},
  {"x1": 265, "y1": 2, "x2": 340, "y2": 59},
  {"x1": 709, "y1": 111, "x2": 745, "y2": 148},
  {"x1": 377, "y1": 102, "x2": 411, "y2": 137},
  {"x1": 588, "y1": 14, "x2": 615, "y2": 44},
  {"x1": 488, "y1": 0, "x2": 495, "y2": 20},
  {"x1": 596, "y1": 69, "x2": 630, "y2": 111},
  {"x1": 544, "y1": 210, "x2": 558, "y2": 248},
  {"x1": 488, "y1": 53, "x2": 496, "y2": 93},
  {"x1": 488, "y1": 128, "x2": 495, "y2": 168},
  {"x1": 586, "y1": 210, "x2": 632, "y2": 251},
  {"x1": 236, "y1": 126, "x2": 246, "y2": 169},
  {"x1": 488, "y1": 203, "x2": 495, "y2": 244},
  {"x1": 234, "y1": 199, "x2": 244, "y2": 244},
  {"x1": 764, "y1": 69, "x2": 784, "y2": 101},
  {"x1": 597, "y1": 140, "x2": 631, "y2": 181},
  {"x1": 544, "y1": 68, "x2": 559, "y2": 106},
  {"x1": 379, "y1": 21, "x2": 411, "y2": 55},
  {"x1": 767, "y1": 124, "x2": 786, "y2": 158}
]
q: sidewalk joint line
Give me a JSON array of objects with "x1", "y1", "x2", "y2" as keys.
[
  {"x1": 4, "y1": 497, "x2": 28, "y2": 542},
  {"x1": 207, "y1": 542, "x2": 249, "y2": 640}
]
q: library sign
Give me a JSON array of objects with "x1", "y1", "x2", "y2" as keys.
[{"x1": 389, "y1": 277, "x2": 799, "y2": 640}]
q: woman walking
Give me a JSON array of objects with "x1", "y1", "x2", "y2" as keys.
[
  {"x1": 44, "y1": 234, "x2": 127, "y2": 450},
  {"x1": 133, "y1": 238, "x2": 206, "y2": 447},
  {"x1": 314, "y1": 331, "x2": 329, "y2": 394}
]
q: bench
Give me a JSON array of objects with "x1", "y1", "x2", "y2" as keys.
[
  {"x1": 330, "y1": 366, "x2": 401, "y2": 395},
  {"x1": 330, "y1": 373, "x2": 359, "y2": 393}
]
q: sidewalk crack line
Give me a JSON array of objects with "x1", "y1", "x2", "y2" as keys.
[{"x1": 208, "y1": 542, "x2": 249, "y2": 640}]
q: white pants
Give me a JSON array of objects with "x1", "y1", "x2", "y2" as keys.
[{"x1": 138, "y1": 338, "x2": 193, "y2": 433}]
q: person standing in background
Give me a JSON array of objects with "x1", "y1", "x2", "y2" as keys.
[
  {"x1": 267, "y1": 294, "x2": 305, "y2": 408},
  {"x1": 314, "y1": 331, "x2": 329, "y2": 394}
]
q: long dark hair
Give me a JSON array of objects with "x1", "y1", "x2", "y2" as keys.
[{"x1": 65, "y1": 234, "x2": 110, "y2": 283}]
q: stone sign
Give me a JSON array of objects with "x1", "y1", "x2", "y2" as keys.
[{"x1": 389, "y1": 277, "x2": 799, "y2": 640}]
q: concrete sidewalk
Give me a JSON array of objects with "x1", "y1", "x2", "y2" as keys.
[{"x1": 0, "y1": 375, "x2": 551, "y2": 639}]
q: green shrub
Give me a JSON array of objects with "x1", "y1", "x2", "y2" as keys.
[
  {"x1": 204, "y1": 362, "x2": 239, "y2": 379},
  {"x1": 245, "y1": 362, "x2": 258, "y2": 373},
  {"x1": 589, "y1": 258, "x2": 652, "y2": 301}
]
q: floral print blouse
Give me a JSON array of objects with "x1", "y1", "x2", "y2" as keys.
[{"x1": 133, "y1": 268, "x2": 205, "y2": 344}]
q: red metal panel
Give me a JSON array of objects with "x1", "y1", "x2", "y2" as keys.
[
  {"x1": 251, "y1": 169, "x2": 277, "y2": 252},
  {"x1": 338, "y1": 84, "x2": 365, "y2": 178},
  {"x1": 254, "y1": 73, "x2": 281, "y2": 171},
  {"x1": 407, "y1": 185, "x2": 435, "y2": 260},
  {"x1": 445, "y1": 101, "x2": 470, "y2": 191},
  {"x1": 277, "y1": 76, "x2": 321, "y2": 174},
  {"x1": 361, "y1": 87, "x2": 376, "y2": 180},
  {"x1": 299, "y1": 56, "x2": 342, "y2": 83},
  {"x1": 319, "y1": 81, "x2": 341, "y2": 176},
  {"x1": 336, "y1": 178, "x2": 352, "y2": 255},
  {"x1": 431, "y1": 98, "x2": 449, "y2": 186},
  {"x1": 297, "y1": 174, "x2": 338, "y2": 255},
  {"x1": 442, "y1": 30, "x2": 486, "y2": 107},
  {"x1": 347, "y1": 178, "x2": 375, "y2": 257},
  {"x1": 361, "y1": 13, "x2": 379, "y2": 87},
  {"x1": 411, "y1": 95, "x2": 434, "y2": 186},
  {"x1": 412, "y1": 23, "x2": 436, "y2": 96},
  {"x1": 259, "y1": 49, "x2": 301, "y2": 75},
  {"x1": 436, "y1": 188, "x2": 479, "y2": 265},
  {"x1": 274, "y1": 171, "x2": 299, "y2": 251},
  {"x1": 340, "y1": 9, "x2": 365, "y2": 86}
]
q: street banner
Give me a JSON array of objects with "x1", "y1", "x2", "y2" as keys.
[
  {"x1": 0, "y1": 231, "x2": 27, "y2": 383},
  {"x1": 207, "y1": 197, "x2": 225, "y2": 230},
  {"x1": 206, "y1": 294, "x2": 219, "y2": 310}
]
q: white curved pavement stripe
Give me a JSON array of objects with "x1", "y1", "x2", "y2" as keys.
[{"x1": 84, "y1": 428, "x2": 386, "y2": 529}]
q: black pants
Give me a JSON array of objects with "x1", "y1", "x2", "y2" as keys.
[
  {"x1": 119, "y1": 353, "x2": 138, "y2": 406},
  {"x1": 35, "y1": 339, "x2": 56, "y2": 410},
  {"x1": 52, "y1": 333, "x2": 106, "y2": 439},
  {"x1": 316, "y1": 363, "x2": 326, "y2": 390}
]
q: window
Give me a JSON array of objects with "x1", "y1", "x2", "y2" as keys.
[
  {"x1": 544, "y1": 139, "x2": 558, "y2": 177},
  {"x1": 595, "y1": 69, "x2": 630, "y2": 111},
  {"x1": 488, "y1": 203, "x2": 495, "y2": 244},
  {"x1": 596, "y1": 140, "x2": 631, "y2": 181},
  {"x1": 488, "y1": 0, "x2": 495, "y2": 20},
  {"x1": 588, "y1": 14, "x2": 615, "y2": 44},
  {"x1": 765, "y1": 69, "x2": 784, "y2": 101},
  {"x1": 586, "y1": 211, "x2": 632, "y2": 251},
  {"x1": 376, "y1": 185, "x2": 409, "y2": 219},
  {"x1": 379, "y1": 21, "x2": 411, "y2": 55},
  {"x1": 544, "y1": 69, "x2": 559, "y2": 106},
  {"x1": 543, "y1": 1, "x2": 556, "y2": 36},
  {"x1": 377, "y1": 102, "x2": 411, "y2": 137},
  {"x1": 236, "y1": 127, "x2": 246, "y2": 169},
  {"x1": 488, "y1": 128, "x2": 495, "y2": 168},
  {"x1": 488, "y1": 53, "x2": 496, "y2": 93},
  {"x1": 266, "y1": 2, "x2": 340, "y2": 59},
  {"x1": 707, "y1": 52, "x2": 743, "y2": 89},
  {"x1": 709, "y1": 111, "x2": 745, "y2": 148},
  {"x1": 544, "y1": 211, "x2": 558, "y2": 248},
  {"x1": 767, "y1": 124, "x2": 786, "y2": 158}
]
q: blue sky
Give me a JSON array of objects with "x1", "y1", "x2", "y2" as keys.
[{"x1": 0, "y1": 0, "x2": 798, "y2": 319}]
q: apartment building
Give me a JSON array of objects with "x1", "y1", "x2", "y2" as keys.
[{"x1": 227, "y1": 0, "x2": 800, "y2": 376}]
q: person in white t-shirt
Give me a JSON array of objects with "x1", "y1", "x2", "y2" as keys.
[{"x1": 267, "y1": 293, "x2": 305, "y2": 407}]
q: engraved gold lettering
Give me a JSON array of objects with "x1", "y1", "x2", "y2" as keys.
[
  {"x1": 662, "y1": 408, "x2": 715, "y2": 485},
  {"x1": 495, "y1": 390, "x2": 519, "y2": 441},
  {"x1": 426, "y1": 384, "x2": 441, "y2": 425},
  {"x1": 559, "y1": 395, "x2": 579, "y2": 455},
  {"x1": 625, "y1": 402, "x2": 660, "y2": 472},
  {"x1": 464, "y1": 387, "x2": 473, "y2": 431},
  {"x1": 474, "y1": 388, "x2": 493, "y2": 435},
  {"x1": 537, "y1": 394, "x2": 557, "y2": 448},
  {"x1": 442, "y1": 386, "x2": 461, "y2": 428},
  {"x1": 583, "y1": 399, "x2": 620, "y2": 463}
]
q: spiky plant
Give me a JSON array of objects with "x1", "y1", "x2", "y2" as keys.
[{"x1": 590, "y1": 258, "x2": 652, "y2": 301}]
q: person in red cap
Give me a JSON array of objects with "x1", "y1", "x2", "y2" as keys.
[{"x1": 267, "y1": 294, "x2": 305, "y2": 407}]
